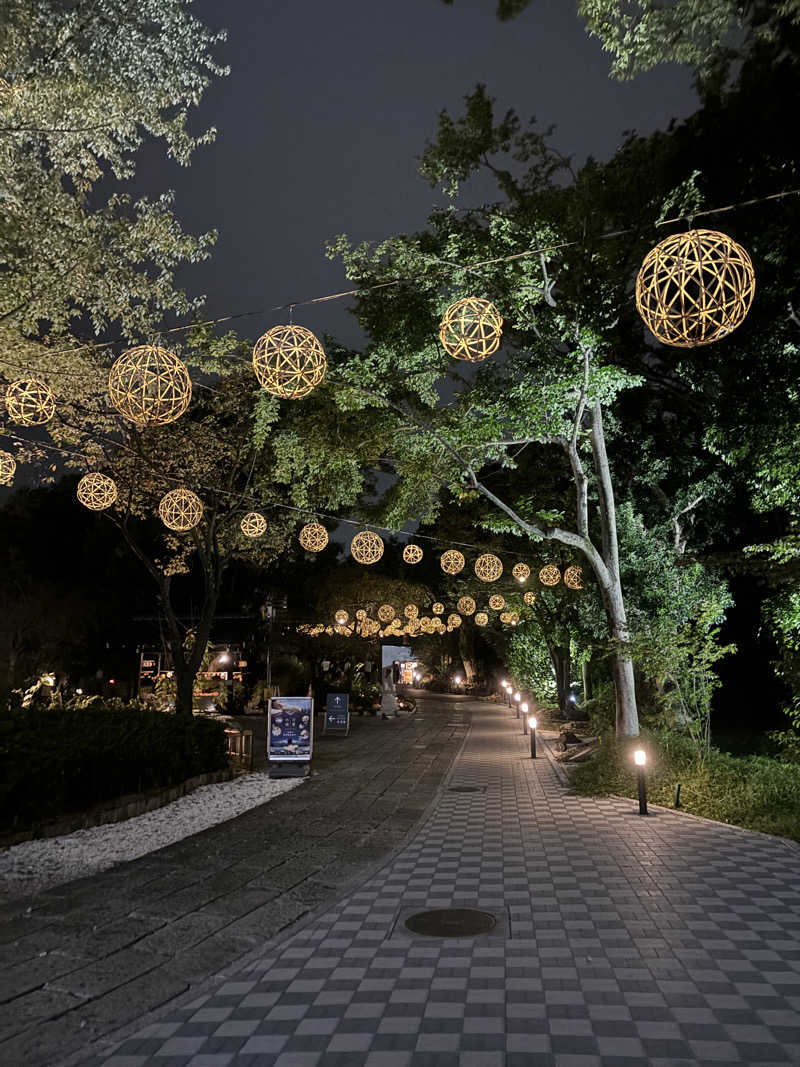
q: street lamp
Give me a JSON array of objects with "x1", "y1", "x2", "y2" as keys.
[
  {"x1": 521, "y1": 701, "x2": 529, "y2": 734},
  {"x1": 514, "y1": 691, "x2": 521, "y2": 718},
  {"x1": 528, "y1": 715, "x2": 537, "y2": 758},
  {"x1": 634, "y1": 748, "x2": 648, "y2": 815}
]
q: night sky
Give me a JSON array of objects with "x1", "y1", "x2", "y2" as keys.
[{"x1": 134, "y1": 0, "x2": 698, "y2": 348}]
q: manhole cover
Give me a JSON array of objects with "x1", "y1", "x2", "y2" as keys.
[{"x1": 404, "y1": 908, "x2": 496, "y2": 938}]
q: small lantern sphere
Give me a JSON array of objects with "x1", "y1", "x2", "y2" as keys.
[
  {"x1": 432, "y1": 602, "x2": 444, "y2": 615},
  {"x1": 335, "y1": 610, "x2": 349, "y2": 625},
  {"x1": 77, "y1": 472, "x2": 118, "y2": 511},
  {"x1": 158, "y1": 487, "x2": 203, "y2": 531},
  {"x1": 252, "y1": 324, "x2": 326, "y2": 398},
  {"x1": 403, "y1": 543, "x2": 423, "y2": 564},
  {"x1": 457, "y1": 595, "x2": 476, "y2": 616},
  {"x1": 378, "y1": 603, "x2": 395, "y2": 622},
  {"x1": 5, "y1": 378, "x2": 55, "y2": 425},
  {"x1": 351, "y1": 530, "x2": 384, "y2": 565},
  {"x1": 108, "y1": 346, "x2": 191, "y2": 426},
  {"x1": 509, "y1": 610, "x2": 520, "y2": 624},
  {"x1": 475, "y1": 611, "x2": 488, "y2": 627},
  {"x1": 299, "y1": 521, "x2": 328, "y2": 552},
  {"x1": 512, "y1": 562, "x2": 530, "y2": 582},
  {"x1": 500, "y1": 611, "x2": 512, "y2": 623},
  {"x1": 240, "y1": 511, "x2": 267, "y2": 538},
  {"x1": 447, "y1": 612, "x2": 462, "y2": 628},
  {"x1": 420, "y1": 616, "x2": 433, "y2": 633},
  {"x1": 475, "y1": 553, "x2": 503, "y2": 582},
  {"x1": 0, "y1": 451, "x2": 16, "y2": 485},
  {"x1": 356, "y1": 608, "x2": 367, "y2": 620},
  {"x1": 523, "y1": 590, "x2": 537, "y2": 606},
  {"x1": 489, "y1": 593, "x2": 505, "y2": 611},
  {"x1": 439, "y1": 297, "x2": 503, "y2": 362},
  {"x1": 440, "y1": 549, "x2": 465, "y2": 574},
  {"x1": 635, "y1": 229, "x2": 755, "y2": 348},
  {"x1": 539, "y1": 564, "x2": 561, "y2": 586},
  {"x1": 404, "y1": 603, "x2": 419, "y2": 619},
  {"x1": 564, "y1": 564, "x2": 583, "y2": 590}
]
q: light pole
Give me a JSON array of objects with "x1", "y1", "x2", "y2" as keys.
[
  {"x1": 634, "y1": 748, "x2": 648, "y2": 815},
  {"x1": 521, "y1": 701, "x2": 529, "y2": 734},
  {"x1": 529, "y1": 715, "x2": 537, "y2": 758}
]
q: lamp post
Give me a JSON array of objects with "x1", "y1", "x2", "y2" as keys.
[
  {"x1": 634, "y1": 748, "x2": 648, "y2": 815},
  {"x1": 514, "y1": 691, "x2": 521, "y2": 718},
  {"x1": 521, "y1": 702, "x2": 529, "y2": 734},
  {"x1": 529, "y1": 715, "x2": 537, "y2": 758}
]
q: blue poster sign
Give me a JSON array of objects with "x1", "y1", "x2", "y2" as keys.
[
  {"x1": 267, "y1": 697, "x2": 314, "y2": 761},
  {"x1": 324, "y1": 692, "x2": 350, "y2": 734}
]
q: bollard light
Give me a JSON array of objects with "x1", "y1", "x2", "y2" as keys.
[
  {"x1": 521, "y1": 701, "x2": 529, "y2": 734},
  {"x1": 634, "y1": 748, "x2": 648, "y2": 815},
  {"x1": 529, "y1": 715, "x2": 537, "y2": 758}
]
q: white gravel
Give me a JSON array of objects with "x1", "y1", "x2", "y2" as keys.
[{"x1": 0, "y1": 771, "x2": 302, "y2": 900}]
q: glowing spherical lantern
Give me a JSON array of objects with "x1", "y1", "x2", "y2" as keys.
[
  {"x1": 447, "y1": 612, "x2": 462, "y2": 628},
  {"x1": 457, "y1": 595, "x2": 476, "y2": 615},
  {"x1": 475, "y1": 553, "x2": 503, "y2": 582},
  {"x1": 564, "y1": 564, "x2": 583, "y2": 590},
  {"x1": 252, "y1": 324, "x2": 326, "y2": 398},
  {"x1": 356, "y1": 608, "x2": 367, "y2": 621},
  {"x1": 523, "y1": 590, "x2": 537, "y2": 606},
  {"x1": 440, "y1": 549, "x2": 465, "y2": 574},
  {"x1": 489, "y1": 594, "x2": 505, "y2": 611},
  {"x1": 0, "y1": 451, "x2": 16, "y2": 485},
  {"x1": 539, "y1": 564, "x2": 561, "y2": 586},
  {"x1": 404, "y1": 603, "x2": 419, "y2": 619},
  {"x1": 635, "y1": 229, "x2": 755, "y2": 347},
  {"x1": 475, "y1": 611, "x2": 488, "y2": 627},
  {"x1": 420, "y1": 616, "x2": 433, "y2": 633},
  {"x1": 402, "y1": 543, "x2": 423, "y2": 564},
  {"x1": 108, "y1": 346, "x2": 191, "y2": 426},
  {"x1": 500, "y1": 611, "x2": 512, "y2": 623},
  {"x1": 5, "y1": 379, "x2": 55, "y2": 425},
  {"x1": 432, "y1": 602, "x2": 444, "y2": 615},
  {"x1": 76, "y1": 472, "x2": 117, "y2": 511},
  {"x1": 240, "y1": 511, "x2": 267, "y2": 538},
  {"x1": 378, "y1": 603, "x2": 395, "y2": 622},
  {"x1": 299, "y1": 522, "x2": 328, "y2": 552},
  {"x1": 158, "y1": 487, "x2": 203, "y2": 531},
  {"x1": 512, "y1": 562, "x2": 530, "y2": 582},
  {"x1": 439, "y1": 297, "x2": 503, "y2": 362},
  {"x1": 335, "y1": 609, "x2": 349, "y2": 626},
  {"x1": 351, "y1": 530, "x2": 384, "y2": 565}
]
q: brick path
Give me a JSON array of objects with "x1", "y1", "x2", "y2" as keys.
[{"x1": 0, "y1": 701, "x2": 469, "y2": 1067}]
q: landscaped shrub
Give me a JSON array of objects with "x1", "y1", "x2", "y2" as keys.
[{"x1": 0, "y1": 703, "x2": 228, "y2": 832}]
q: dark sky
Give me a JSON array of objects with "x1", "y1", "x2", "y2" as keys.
[{"x1": 135, "y1": 0, "x2": 697, "y2": 348}]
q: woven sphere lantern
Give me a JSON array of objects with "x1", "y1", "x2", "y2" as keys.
[
  {"x1": 500, "y1": 611, "x2": 512, "y2": 624},
  {"x1": 402, "y1": 543, "x2": 423, "y2": 564},
  {"x1": 0, "y1": 451, "x2": 16, "y2": 485},
  {"x1": 335, "y1": 609, "x2": 349, "y2": 626},
  {"x1": 439, "y1": 297, "x2": 503, "y2": 362},
  {"x1": 523, "y1": 590, "x2": 537, "y2": 607},
  {"x1": 475, "y1": 553, "x2": 503, "y2": 582},
  {"x1": 108, "y1": 346, "x2": 191, "y2": 426},
  {"x1": 635, "y1": 229, "x2": 755, "y2": 347},
  {"x1": 404, "y1": 603, "x2": 419, "y2": 619},
  {"x1": 299, "y1": 521, "x2": 328, "y2": 552},
  {"x1": 512, "y1": 562, "x2": 530, "y2": 582},
  {"x1": 489, "y1": 594, "x2": 505, "y2": 611},
  {"x1": 474, "y1": 611, "x2": 488, "y2": 627},
  {"x1": 457, "y1": 595, "x2": 476, "y2": 616},
  {"x1": 432, "y1": 602, "x2": 444, "y2": 615},
  {"x1": 447, "y1": 612, "x2": 462, "y2": 629},
  {"x1": 378, "y1": 603, "x2": 395, "y2": 622},
  {"x1": 356, "y1": 608, "x2": 367, "y2": 621},
  {"x1": 539, "y1": 564, "x2": 561, "y2": 586},
  {"x1": 351, "y1": 530, "x2": 384, "y2": 565},
  {"x1": 5, "y1": 378, "x2": 55, "y2": 425},
  {"x1": 252, "y1": 325, "x2": 326, "y2": 398},
  {"x1": 158, "y1": 487, "x2": 203, "y2": 532},
  {"x1": 76, "y1": 472, "x2": 117, "y2": 511},
  {"x1": 440, "y1": 549, "x2": 465, "y2": 574},
  {"x1": 564, "y1": 564, "x2": 584, "y2": 590},
  {"x1": 420, "y1": 616, "x2": 433, "y2": 633},
  {"x1": 240, "y1": 511, "x2": 267, "y2": 538}
]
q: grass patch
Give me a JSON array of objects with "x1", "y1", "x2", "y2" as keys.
[{"x1": 569, "y1": 730, "x2": 800, "y2": 843}]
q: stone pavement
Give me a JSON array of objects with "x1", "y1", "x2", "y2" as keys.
[
  {"x1": 0, "y1": 700, "x2": 470, "y2": 1067},
  {"x1": 77, "y1": 693, "x2": 800, "y2": 1067}
]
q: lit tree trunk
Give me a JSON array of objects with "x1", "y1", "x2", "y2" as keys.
[
  {"x1": 458, "y1": 625, "x2": 477, "y2": 684},
  {"x1": 551, "y1": 642, "x2": 571, "y2": 717}
]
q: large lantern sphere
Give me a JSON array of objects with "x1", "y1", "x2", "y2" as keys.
[
  {"x1": 564, "y1": 564, "x2": 583, "y2": 590},
  {"x1": 475, "y1": 611, "x2": 488, "y2": 627},
  {"x1": 241, "y1": 511, "x2": 267, "y2": 538},
  {"x1": 5, "y1": 378, "x2": 55, "y2": 425},
  {"x1": 77, "y1": 472, "x2": 118, "y2": 511},
  {"x1": 158, "y1": 487, "x2": 203, "y2": 532},
  {"x1": 432, "y1": 602, "x2": 444, "y2": 615},
  {"x1": 439, "y1": 297, "x2": 503, "y2": 362},
  {"x1": 475, "y1": 553, "x2": 503, "y2": 582},
  {"x1": 635, "y1": 229, "x2": 755, "y2": 348},
  {"x1": 252, "y1": 325, "x2": 326, "y2": 399},
  {"x1": 351, "y1": 530, "x2": 384, "y2": 565},
  {"x1": 440, "y1": 549, "x2": 465, "y2": 574},
  {"x1": 0, "y1": 451, "x2": 16, "y2": 485},
  {"x1": 378, "y1": 603, "x2": 395, "y2": 622},
  {"x1": 457, "y1": 595, "x2": 476, "y2": 616},
  {"x1": 489, "y1": 594, "x2": 505, "y2": 611},
  {"x1": 402, "y1": 543, "x2": 423, "y2": 564},
  {"x1": 539, "y1": 564, "x2": 561, "y2": 586},
  {"x1": 108, "y1": 346, "x2": 192, "y2": 426},
  {"x1": 299, "y1": 522, "x2": 328, "y2": 552}
]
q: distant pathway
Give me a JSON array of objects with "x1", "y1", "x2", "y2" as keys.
[{"x1": 78, "y1": 694, "x2": 800, "y2": 1067}]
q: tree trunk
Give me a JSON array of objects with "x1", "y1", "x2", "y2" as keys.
[
  {"x1": 458, "y1": 626, "x2": 477, "y2": 684},
  {"x1": 602, "y1": 582, "x2": 639, "y2": 737},
  {"x1": 550, "y1": 643, "x2": 571, "y2": 717},
  {"x1": 175, "y1": 669, "x2": 195, "y2": 716},
  {"x1": 581, "y1": 654, "x2": 592, "y2": 702}
]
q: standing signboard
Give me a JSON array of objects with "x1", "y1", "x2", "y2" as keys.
[
  {"x1": 267, "y1": 697, "x2": 313, "y2": 774},
  {"x1": 324, "y1": 692, "x2": 350, "y2": 735}
]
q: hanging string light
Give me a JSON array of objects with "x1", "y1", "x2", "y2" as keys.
[
  {"x1": 0, "y1": 452, "x2": 16, "y2": 485},
  {"x1": 475, "y1": 611, "x2": 488, "y2": 627},
  {"x1": 438, "y1": 297, "x2": 503, "y2": 362},
  {"x1": 474, "y1": 553, "x2": 503, "y2": 582},
  {"x1": 108, "y1": 346, "x2": 192, "y2": 426},
  {"x1": 252, "y1": 324, "x2": 326, "y2": 398},
  {"x1": 523, "y1": 590, "x2": 537, "y2": 606},
  {"x1": 539, "y1": 564, "x2": 561, "y2": 586},
  {"x1": 404, "y1": 603, "x2": 419, "y2": 619},
  {"x1": 432, "y1": 602, "x2": 444, "y2": 615},
  {"x1": 350, "y1": 530, "x2": 384, "y2": 564},
  {"x1": 76, "y1": 472, "x2": 118, "y2": 511},
  {"x1": 457, "y1": 595, "x2": 476, "y2": 615},
  {"x1": 447, "y1": 612, "x2": 462, "y2": 629},
  {"x1": 512, "y1": 562, "x2": 530, "y2": 582},
  {"x1": 489, "y1": 594, "x2": 505, "y2": 611},
  {"x1": 158, "y1": 487, "x2": 203, "y2": 531},
  {"x1": 240, "y1": 511, "x2": 267, "y2": 538},
  {"x1": 299, "y1": 522, "x2": 328, "y2": 552},
  {"x1": 564, "y1": 564, "x2": 583, "y2": 590},
  {"x1": 440, "y1": 549, "x2": 465, "y2": 574},
  {"x1": 5, "y1": 379, "x2": 55, "y2": 426},
  {"x1": 378, "y1": 603, "x2": 395, "y2": 622},
  {"x1": 402, "y1": 543, "x2": 423, "y2": 564}
]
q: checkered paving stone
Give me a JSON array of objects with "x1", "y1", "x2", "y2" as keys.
[{"x1": 83, "y1": 696, "x2": 800, "y2": 1067}]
